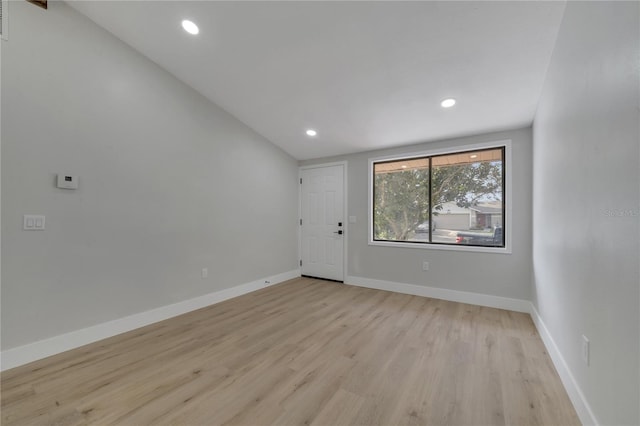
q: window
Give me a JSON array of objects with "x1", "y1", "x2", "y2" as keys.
[{"x1": 371, "y1": 144, "x2": 507, "y2": 250}]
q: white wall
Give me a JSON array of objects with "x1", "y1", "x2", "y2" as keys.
[
  {"x1": 1, "y1": 1, "x2": 298, "y2": 351},
  {"x1": 301, "y1": 127, "x2": 533, "y2": 301},
  {"x1": 532, "y1": 2, "x2": 639, "y2": 425}
]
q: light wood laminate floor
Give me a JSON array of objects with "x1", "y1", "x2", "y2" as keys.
[{"x1": 1, "y1": 277, "x2": 580, "y2": 425}]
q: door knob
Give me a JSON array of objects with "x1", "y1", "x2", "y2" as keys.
[{"x1": 333, "y1": 230, "x2": 343, "y2": 235}]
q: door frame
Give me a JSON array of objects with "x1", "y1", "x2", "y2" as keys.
[{"x1": 298, "y1": 161, "x2": 348, "y2": 282}]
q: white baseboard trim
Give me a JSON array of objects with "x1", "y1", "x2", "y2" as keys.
[
  {"x1": 1, "y1": 270, "x2": 598, "y2": 426},
  {"x1": 345, "y1": 275, "x2": 531, "y2": 313},
  {"x1": 529, "y1": 303, "x2": 599, "y2": 426},
  {"x1": 1, "y1": 269, "x2": 301, "y2": 372},
  {"x1": 345, "y1": 275, "x2": 596, "y2": 424}
]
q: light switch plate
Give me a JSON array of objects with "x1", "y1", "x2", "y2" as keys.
[{"x1": 24, "y1": 215, "x2": 45, "y2": 230}]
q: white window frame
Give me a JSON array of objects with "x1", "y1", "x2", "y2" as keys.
[{"x1": 368, "y1": 139, "x2": 512, "y2": 254}]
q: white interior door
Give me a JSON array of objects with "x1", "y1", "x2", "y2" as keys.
[{"x1": 300, "y1": 165, "x2": 344, "y2": 282}]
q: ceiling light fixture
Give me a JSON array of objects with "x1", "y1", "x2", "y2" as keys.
[
  {"x1": 440, "y1": 98, "x2": 456, "y2": 108},
  {"x1": 470, "y1": 154, "x2": 478, "y2": 159},
  {"x1": 181, "y1": 20, "x2": 199, "y2": 35},
  {"x1": 306, "y1": 129, "x2": 317, "y2": 137}
]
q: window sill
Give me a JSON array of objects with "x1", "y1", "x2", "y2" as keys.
[{"x1": 368, "y1": 240, "x2": 512, "y2": 254}]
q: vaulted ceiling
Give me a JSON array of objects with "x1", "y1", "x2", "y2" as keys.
[{"x1": 68, "y1": 1, "x2": 566, "y2": 160}]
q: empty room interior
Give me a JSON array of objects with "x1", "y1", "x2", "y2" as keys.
[{"x1": 1, "y1": 1, "x2": 638, "y2": 425}]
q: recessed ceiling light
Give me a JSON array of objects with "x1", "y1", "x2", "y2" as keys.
[
  {"x1": 306, "y1": 129, "x2": 317, "y2": 137},
  {"x1": 182, "y1": 20, "x2": 199, "y2": 35},
  {"x1": 441, "y1": 98, "x2": 456, "y2": 108}
]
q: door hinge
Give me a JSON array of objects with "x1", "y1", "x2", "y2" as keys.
[
  {"x1": 300, "y1": 178, "x2": 302, "y2": 184},
  {"x1": 300, "y1": 218, "x2": 302, "y2": 225},
  {"x1": 299, "y1": 260, "x2": 302, "y2": 266}
]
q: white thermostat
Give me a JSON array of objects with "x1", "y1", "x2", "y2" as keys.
[{"x1": 57, "y1": 174, "x2": 79, "y2": 189}]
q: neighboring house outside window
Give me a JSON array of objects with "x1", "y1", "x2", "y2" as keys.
[{"x1": 369, "y1": 141, "x2": 511, "y2": 253}]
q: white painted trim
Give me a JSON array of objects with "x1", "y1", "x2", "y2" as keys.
[
  {"x1": 299, "y1": 161, "x2": 348, "y2": 282},
  {"x1": 367, "y1": 139, "x2": 513, "y2": 254},
  {"x1": 299, "y1": 161, "x2": 348, "y2": 171},
  {"x1": 346, "y1": 275, "x2": 595, "y2": 424},
  {"x1": 529, "y1": 303, "x2": 599, "y2": 426},
  {"x1": 1, "y1": 269, "x2": 598, "y2": 426},
  {"x1": 345, "y1": 275, "x2": 530, "y2": 313},
  {"x1": 368, "y1": 140, "x2": 513, "y2": 164},
  {"x1": 0, "y1": 269, "x2": 300, "y2": 371},
  {"x1": 367, "y1": 239, "x2": 512, "y2": 254},
  {"x1": 343, "y1": 162, "x2": 349, "y2": 283}
]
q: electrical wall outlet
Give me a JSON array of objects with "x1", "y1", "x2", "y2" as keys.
[
  {"x1": 201, "y1": 268, "x2": 208, "y2": 279},
  {"x1": 582, "y1": 335, "x2": 590, "y2": 366},
  {"x1": 422, "y1": 261, "x2": 429, "y2": 271}
]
